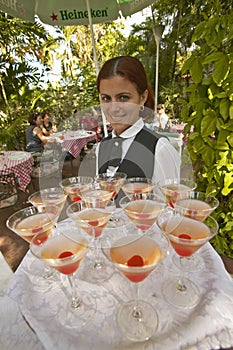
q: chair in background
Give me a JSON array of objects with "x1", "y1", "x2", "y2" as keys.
[
  {"x1": 0, "y1": 172, "x2": 18, "y2": 209},
  {"x1": 30, "y1": 145, "x2": 62, "y2": 191}
]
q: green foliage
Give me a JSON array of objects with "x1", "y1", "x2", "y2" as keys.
[
  {"x1": 0, "y1": 16, "x2": 125, "y2": 150},
  {"x1": 181, "y1": 6, "x2": 233, "y2": 258}
]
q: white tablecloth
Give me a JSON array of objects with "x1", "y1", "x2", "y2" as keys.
[
  {"x1": 47, "y1": 130, "x2": 97, "y2": 158},
  {"x1": 2, "y1": 221, "x2": 233, "y2": 350}
]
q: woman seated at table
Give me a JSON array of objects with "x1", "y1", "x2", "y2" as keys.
[
  {"x1": 41, "y1": 111, "x2": 56, "y2": 136},
  {"x1": 25, "y1": 112, "x2": 49, "y2": 153}
]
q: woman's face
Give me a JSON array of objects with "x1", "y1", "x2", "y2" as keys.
[
  {"x1": 44, "y1": 114, "x2": 50, "y2": 123},
  {"x1": 99, "y1": 76, "x2": 148, "y2": 135},
  {"x1": 35, "y1": 115, "x2": 43, "y2": 126}
]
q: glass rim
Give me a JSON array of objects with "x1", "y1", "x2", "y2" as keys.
[
  {"x1": 30, "y1": 231, "x2": 89, "y2": 262},
  {"x1": 101, "y1": 229, "x2": 170, "y2": 270},
  {"x1": 157, "y1": 213, "x2": 219, "y2": 243},
  {"x1": 60, "y1": 176, "x2": 93, "y2": 187},
  {"x1": 175, "y1": 191, "x2": 219, "y2": 210},
  {"x1": 6, "y1": 205, "x2": 59, "y2": 232}
]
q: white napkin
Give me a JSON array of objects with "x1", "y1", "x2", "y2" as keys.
[
  {"x1": 5, "y1": 231, "x2": 233, "y2": 350},
  {"x1": 0, "y1": 251, "x2": 13, "y2": 296}
]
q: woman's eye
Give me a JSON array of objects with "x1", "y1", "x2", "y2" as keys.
[
  {"x1": 118, "y1": 95, "x2": 130, "y2": 102},
  {"x1": 100, "y1": 95, "x2": 111, "y2": 102}
]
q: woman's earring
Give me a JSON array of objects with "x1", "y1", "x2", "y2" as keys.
[{"x1": 139, "y1": 105, "x2": 145, "y2": 111}]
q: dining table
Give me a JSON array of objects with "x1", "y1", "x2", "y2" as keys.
[
  {"x1": 0, "y1": 151, "x2": 34, "y2": 191},
  {"x1": 169, "y1": 123, "x2": 187, "y2": 134},
  {"x1": 47, "y1": 130, "x2": 97, "y2": 158},
  {"x1": 1, "y1": 217, "x2": 233, "y2": 350}
]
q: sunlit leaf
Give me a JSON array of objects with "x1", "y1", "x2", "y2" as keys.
[
  {"x1": 201, "y1": 112, "x2": 217, "y2": 137},
  {"x1": 202, "y1": 147, "x2": 215, "y2": 165},
  {"x1": 190, "y1": 57, "x2": 203, "y2": 83},
  {"x1": 213, "y1": 55, "x2": 230, "y2": 85}
]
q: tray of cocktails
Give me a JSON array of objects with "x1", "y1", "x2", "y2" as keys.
[{"x1": 5, "y1": 215, "x2": 233, "y2": 350}]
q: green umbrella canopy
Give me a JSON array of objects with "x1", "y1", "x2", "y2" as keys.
[
  {"x1": 0, "y1": 0, "x2": 155, "y2": 136},
  {"x1": 0, "y1": 0, "x2": 154, "y2": 25},
  {"x1": 0, "y1": 0, "x2": 155, "y2": 72}
]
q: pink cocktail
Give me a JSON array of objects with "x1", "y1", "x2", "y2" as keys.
[{"x1": 102, "y1": 224, "x2": 169, "y2": 341}]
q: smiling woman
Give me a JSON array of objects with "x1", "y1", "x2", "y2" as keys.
[{"x1": 95, "y1": 56, "x2": 181, "y2": 206}]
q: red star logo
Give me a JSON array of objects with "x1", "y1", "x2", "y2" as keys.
[{"x1": 51, "y1": 12, "x2": 58, "y2": 21}]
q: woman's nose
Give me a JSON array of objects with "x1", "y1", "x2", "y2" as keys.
[{"x1": 109, "y1": 102, "x2": 121, "y2": 112}]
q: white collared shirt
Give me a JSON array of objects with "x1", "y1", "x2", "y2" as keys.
[
  {"x1": 95, "y1": 118, "x2": 181, "y2": 187},
  {"x1": 111, "y1": 118, "x2": 143, "y2": 160}
]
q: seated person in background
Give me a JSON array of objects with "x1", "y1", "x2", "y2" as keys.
[
  {"x1": 153, "y1": 104, "x2": 169, "y2": 130},
  {"x1": 25, "y1": 112, "x2": 49, "y2": 153},
  {"x1": 41, "y1": 111, "x2": 56, "y2": 136}
]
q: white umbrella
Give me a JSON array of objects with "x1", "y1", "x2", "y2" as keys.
[{"x1": 0, "y1": 0, "x2": 155, "y2": 136}]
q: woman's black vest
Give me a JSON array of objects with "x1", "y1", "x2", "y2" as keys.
[{"x1": 98, "y1": 126, "x2": 161, "y2": 204}]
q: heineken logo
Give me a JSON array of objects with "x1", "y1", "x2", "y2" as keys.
[
  {"x1": 0, "y1": 0, "x2": 17, "y2": 10},
  {"x1": 0, "y1": 0, "x2": 25, "y2": 15},
  {"x1": 51, "y1": 8, "x2": 109, "y2": 22}
]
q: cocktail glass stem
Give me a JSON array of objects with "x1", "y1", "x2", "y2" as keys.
[
  {"x1": 93, "y1": 238, "x2": 103, "y2": 270},
  {"x1": 42, "y1": 265, "x2": 54, "y2": 279},
  {"x1": 42, "y1": 224, "x2": 57, "y2": 280},
  {"x1": 67, "y1": 275, "x2": 81, "y2": 309},
  {"x1": 117, "y1": 279, "x2": 159, "y2": 342},
  {"x1": 173, "y1": 254, "x2": 205, "y2": 272},
  {"x1": 132, "y1": 283, "x2": 143, "y2": 320},
  {"x1": 176, "y1": 261, "x2": 189, "y2": 292},
  {"x1": 176, "y1": 274, "x2": 187, "y2": 292},
  {"x1": 161, "y1": 258, "x2": 200, "y2": 308}
]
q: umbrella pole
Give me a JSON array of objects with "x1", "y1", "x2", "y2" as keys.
[
  {"x1": 85, "y1": 0, "x2": 108, "y2": 137},
  {"x1": 85, "y1": 0, "x2": 99, "y2": 75},
  {"x1": 152, "y1": 25, "x2": 165, "y2": 114}
]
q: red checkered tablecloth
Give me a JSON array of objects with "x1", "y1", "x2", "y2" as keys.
[
  {"x1": 0, "y1": 151, "x2": 34, "y2": 191},
  {"x1": 61, "y1": 132, "x2": 97, "y2": 158}
]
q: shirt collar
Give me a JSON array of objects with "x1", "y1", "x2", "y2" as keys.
[{"x1": 112, "y1": 118, "x2": 144, "y2": 139}]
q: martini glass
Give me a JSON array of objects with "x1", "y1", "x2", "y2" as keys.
[
  {"x1": 94, "y1": 172, "x2": 127, "y2": 226},
  {"x1": 66, "y1": 193, "x2": 115, "y2": 283},
  {"x1": 30, "y1": 223, "x2": 96, "y2": 329},
  {"x1": 157, "y1": 210, "x2": 218, "y2": 308},
  {"x1": 101, "y1": 223, "x2": 170, "y2": 341},
  {"x1": 6, "y1": 205, "x2": 60, "y2": 288},
  {"x1": 121, "y1": 177, "x2": 153, "y2": 199},
  {"x1": 157, "y1": 178, "x2": 197, "y2": 209},
  {"x1": 175, "y1": 191, "x2": 219, "y2": 221},
  {"x1": 28, "y1": 188, "x2": 67, "y2": 280},
  {"x1": 28, "y1": 187, "x2": 67, "y2": 222},
  {"x1": 172, "y1": 191, "x2": 219, "y2": 271},
  {"x1": 94, "y1": 172, "x2": 127, "y2": 199},
  {"x1": 119, "y1": 193, "x2": 166, "y2": 232},
  {"x1": 60, "y1": 176, "x2": 93, "y2": 203},
  {"x1": 80, "y1": 185, "x2": 114, "y2": 207}
]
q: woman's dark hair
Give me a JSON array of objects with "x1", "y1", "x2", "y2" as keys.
[
  {"x1": 41, "y1": 111, "x2": 50, "y2": 120},
  {"x1": 28, "y1": 112, "x2": 41, "y2": 125},
  {"x1": 96, "y1": 56, "x2": 155, "y2": 110}
]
